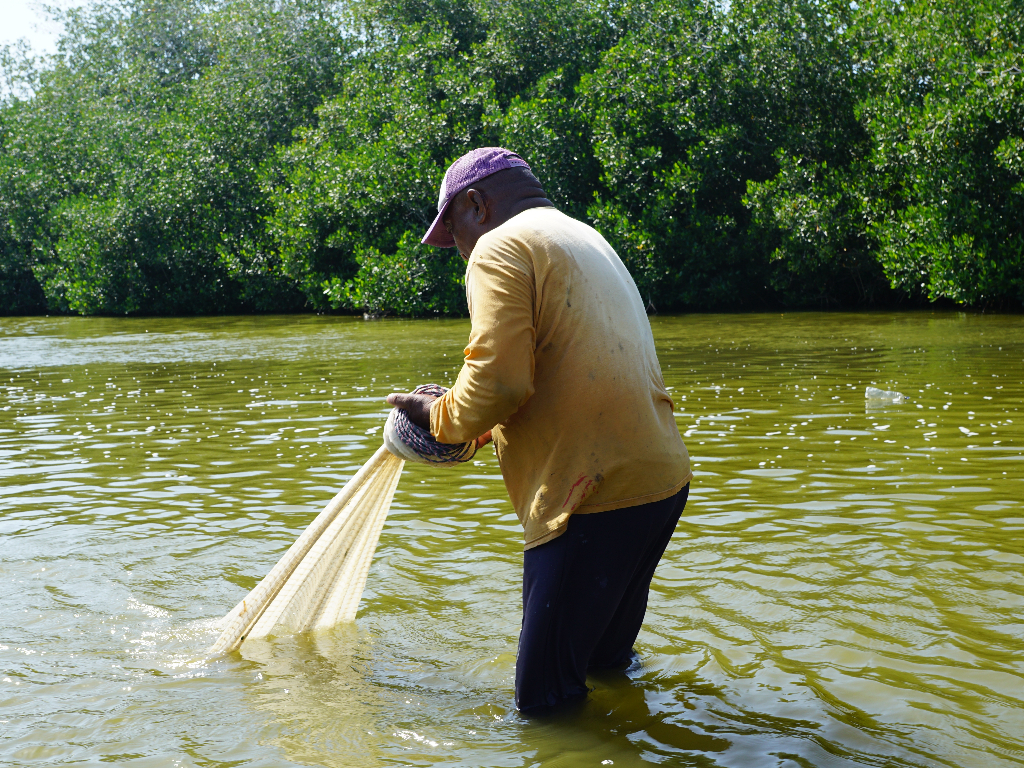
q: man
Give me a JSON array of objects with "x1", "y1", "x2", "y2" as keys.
[{"x1": 386, "y1": 147, "x2": 691, "y2": 712}]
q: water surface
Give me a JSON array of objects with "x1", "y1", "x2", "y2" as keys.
[{"x1": 1, "y1": 312, "x2": 1022, "y2": 767}]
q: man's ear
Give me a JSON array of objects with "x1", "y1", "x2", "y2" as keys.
[{"x1": 466, "y1": 188, "x2": 488, "y2": 224}]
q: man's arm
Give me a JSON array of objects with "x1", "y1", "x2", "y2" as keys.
[
  {"x1": 437, "y1": 243, "x2": 536, "y2": 442},
  {"x1": 387, "y1": 240, "x2": 535, "y2": 445},
  {"x1": 433, "y1": 243, "x2": 536, "y2": 443}
]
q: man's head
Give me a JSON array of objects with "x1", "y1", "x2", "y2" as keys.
[{"x1": 422, "y1": 147, "x2": 553, "y2": 260}]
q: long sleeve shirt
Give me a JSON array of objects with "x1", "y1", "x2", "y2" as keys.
[{"x1": 430, "y1": 206, "x2": 691, "y2": 549}]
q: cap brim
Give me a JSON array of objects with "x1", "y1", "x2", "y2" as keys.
[{"x1": 421, "y1": 204, "x2": 456, "y2": 248}]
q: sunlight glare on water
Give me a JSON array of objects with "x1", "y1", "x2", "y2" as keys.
[{"x1": 1, "y1": 312, "x2": 1022, "y2": 767}]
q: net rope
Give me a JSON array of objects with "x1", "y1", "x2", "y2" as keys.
[{"x1": 383, "y1": 384, "x2": 477, "y2": 466}]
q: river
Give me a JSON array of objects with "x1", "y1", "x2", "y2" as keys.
[{"x1": 1, "y1": 312, "x2": 1022, "y2": 767}]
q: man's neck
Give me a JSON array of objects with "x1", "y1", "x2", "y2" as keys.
[{"x1": 491, "y1": 197, "x2": 555, "y2": 230}]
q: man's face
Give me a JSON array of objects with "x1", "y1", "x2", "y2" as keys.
[{"x1": 443, "y1": 188, "x2": 490, "y2": 261}]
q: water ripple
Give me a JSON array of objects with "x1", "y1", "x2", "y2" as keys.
[{"x1": 1, "y1": 312, "x2": 1022, "y2": 767}]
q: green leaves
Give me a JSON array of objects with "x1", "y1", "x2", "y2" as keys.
[
  {"x1": 0, "y1": 0, "x2": 1021, "y2": 316},
  {"x1": 333, "y1": 231, "x2": 466, "y2": 317},
  {"x1": 0, "y1": 0, "x2": 352, "y2": 316},
  {"x1": 741, "y1": 0, "x2": 1024, "y2": 308},
  {"x1": 852, "y1": 0, "x2": 1024, "y2": 306}
]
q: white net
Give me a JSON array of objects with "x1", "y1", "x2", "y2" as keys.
[{"x1": 209, "y1": 445, "x2": 405, "y2": 654}]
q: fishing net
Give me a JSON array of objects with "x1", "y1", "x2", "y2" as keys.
[{"x1": 210, "y1": 386, "x2": 475, "y2": 654}]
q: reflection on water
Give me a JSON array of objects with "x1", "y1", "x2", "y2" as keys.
[{"x1": 1, "y1": 312, "x2": 1022, "y2": 767}]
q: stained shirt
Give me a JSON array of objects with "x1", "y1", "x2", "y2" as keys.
[{"x1": 430, "y1": 206, "x2": 691, "y2": 549}]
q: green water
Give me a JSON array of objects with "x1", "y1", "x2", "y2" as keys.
[{"x1": 1, "y1": 312, "x2": 1022, "y2": 768}]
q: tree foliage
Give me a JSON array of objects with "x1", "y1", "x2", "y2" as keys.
[{"x1": 1, "y1": 0, "x2": 1021, "y2": 316}]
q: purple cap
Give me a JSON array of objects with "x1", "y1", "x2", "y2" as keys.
[{"x1": 421, "y1": 147, "x2": 531, "y2": 248}]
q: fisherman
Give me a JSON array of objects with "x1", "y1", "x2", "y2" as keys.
[{"x1": 386, "y1": 147, "x2": 691, "y2": 712}]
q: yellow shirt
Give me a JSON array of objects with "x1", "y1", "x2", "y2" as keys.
[{"x1": 430, "y1": 207, "x2": 691, "y2": 549}]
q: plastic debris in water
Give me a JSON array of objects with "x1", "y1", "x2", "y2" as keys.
[{"x1": 865, "y1": 386, "x2": 906, "y2": 404}]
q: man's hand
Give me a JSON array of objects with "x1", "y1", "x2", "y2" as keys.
[
  {"x1": 385, "y1": 392, "x2": 437, "y2": 431},
  {"x1": 386, "y1": 391, "x2": 494, "y2": 450}
]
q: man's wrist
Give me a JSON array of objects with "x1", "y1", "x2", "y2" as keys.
[{"x1": 425, "y1": 393, "x2": 441, "y2": 436}]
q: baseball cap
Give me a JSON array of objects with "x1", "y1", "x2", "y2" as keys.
[{"x1": 421, "y1": 147, "x2": 531, "y2": 248}]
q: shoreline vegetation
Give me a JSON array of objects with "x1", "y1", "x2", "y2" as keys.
[{"x1": 1, "y1": 0, "x2": 1021, "y2": 318}]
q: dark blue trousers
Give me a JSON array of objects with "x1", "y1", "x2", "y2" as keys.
[{"x1": 515, "y1": 484, "x2": 689, "y2": 712}]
